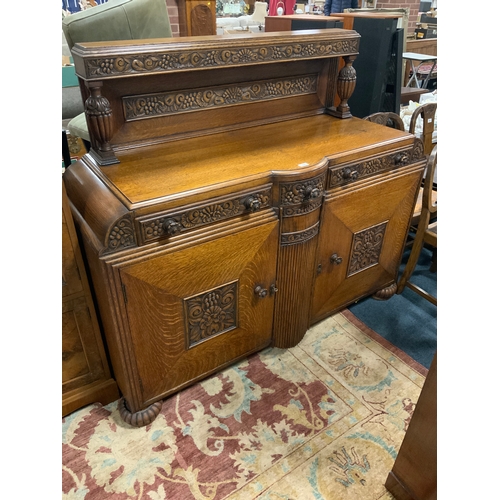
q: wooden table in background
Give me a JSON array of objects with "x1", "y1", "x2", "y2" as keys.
[{"x1": 264, "y1": 14, "x2": 343, "y2": 32}]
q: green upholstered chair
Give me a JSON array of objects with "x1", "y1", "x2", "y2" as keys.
[{"x1": 62, "y1": 0, "x2": 173, "y2": 145}]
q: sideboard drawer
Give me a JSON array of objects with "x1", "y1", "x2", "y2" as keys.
[
  {"x1": 328, "y1": 143, "x2": 421, "y2": 189},
  {"x1": 135, "y1": 184, "x2": 273, "y2": 245}
]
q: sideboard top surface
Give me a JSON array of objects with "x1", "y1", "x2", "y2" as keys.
[
  {"x1": 72, "y1": 28, "x2": 359, "y2": 54},
  {"x1": 88, "y1": 114, "x2": 411, "y2": 207}
]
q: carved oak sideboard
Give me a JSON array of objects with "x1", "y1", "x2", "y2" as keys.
[{"x1": 63, "y1": 29, "x2": 426, "y2": 426}]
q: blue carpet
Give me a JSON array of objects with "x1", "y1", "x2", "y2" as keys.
[{"x1": 348, "y1": 245, "x2": 437, "y2": 369}]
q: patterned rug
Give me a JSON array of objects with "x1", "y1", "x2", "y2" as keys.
[{"x1": 62, "y1": 310, "x2": 427, "y2": 500}]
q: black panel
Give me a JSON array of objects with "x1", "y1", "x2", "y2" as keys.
[
  {"x1": 347, "y1": 17, "x2": 402, "y2": 118},
  {"x1": 381, "y1": 27, "x2": 403, "y2": 114}
]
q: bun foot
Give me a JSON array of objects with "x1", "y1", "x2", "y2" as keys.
[
  {"x1": 118, "y1": 398, "x2": 162, "y2": 427},
  {"x1": 372, "y1": 283, "x2": 397, "y2": 301}
]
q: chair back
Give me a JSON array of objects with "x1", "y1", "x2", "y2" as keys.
[
  {"x1": 363, "y1": 112, "x2": 405, "y2": 131},
  {"x1": 421, "y1": 145, "x2": 437, "y2": 218},
  {"x1": 396, "y1": 144, "x2": 437, "y2": 303},
  {"x1": 62, "y1": 0, "x2": 172, "y2": 51},
  {"x1": 409, "y1": 102, "x2": 437, "y2": 155}
]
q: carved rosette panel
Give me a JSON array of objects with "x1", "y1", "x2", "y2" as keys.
[
  {"x1": 83, "y1": 39, "x2": 359, "y2": 78},
  {"x1": 281, "y1": 222, "x2": 319, "y2": 246},
  {"x1": 184, "y1": 281, "x2": 238, "y2": 348},
  {"x1": 104, "y1": 215, "x2": 137, "y2": 254},
  {"x1": 329, "y1": 148, "x2": 414, "y2": 188},
  {"x1": 138, "y1": 189, "x2": 271, "y2": 244},
  {"x1": 347, "y1": 222, "x2": 388, "y2": 277},
  {"x1": 279, "y1": 174, "x2": 325, "y2": 213},
  {"x1": 123, "y1": 75, "x2": 318, "y2": 120}
]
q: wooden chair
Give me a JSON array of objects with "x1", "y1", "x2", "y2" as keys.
[
  {"x1": 408, "y1": 102, "x2": 437, "y2": 227},
  {"x1": 363, "y1": 112, "x2": 405, "y2": 131},
  {"x1": 409, "y1": 102, "x2": 437, "y2": 156},
  {"x1": 364, "y1": 109, "x2": 436, "y2": 229},
  {"x1": 397, "y1": 145, "x2": 437, "y2": 305}
]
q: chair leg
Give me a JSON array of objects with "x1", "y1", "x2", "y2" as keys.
[
  {"x1": 397, "y1": 213, "x2": 430, "y2": 295},
  {"x1": 429, "y1": 248, "x2": 437, "y2": 273}
]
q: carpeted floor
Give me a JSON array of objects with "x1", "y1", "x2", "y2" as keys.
[
  {"x1": 349, "y1": 245, "x2": 437, "y2": 369},
  {"x1": 62, "y1": 311, "x2": 427, "y2": 500}
]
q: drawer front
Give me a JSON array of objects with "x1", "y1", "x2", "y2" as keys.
[
  {"x1": 278, "y1": 172, "x2": 327, "y2": 217},
  {"x1": 328, "y1": 141, "x2": 424, "y2": 189},
  {"x1": 136, "y1": 184, "x2": 272, "y2": 245}
]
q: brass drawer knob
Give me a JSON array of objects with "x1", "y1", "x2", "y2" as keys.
[
  {"x1": 330, "y1": 253, "x2": 343, "y2": 265},
  {"x1": 163, "y1": 218, "x2": 182, "y2": 236},
  {"x1": 244, "y1": 196, "x2": 261, "y2": 212},
  {"x1": 304, "y1": 186, "x2": 321, "y2": 200},
  {"x1": 394, "y1": 152, "x2": 406, "y2": 164},
  {"x1": 341, "y1": 167, "x2": 359, "y2": 182},
  {"x1": 254, "y1": 285, "x2": 268, "y2": 298}
]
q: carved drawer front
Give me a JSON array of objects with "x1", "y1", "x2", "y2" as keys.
[
  {"x1": 328, "y1": 143, "x2": 422, "y2": 189},
  {"x1": 136, "y1": 185, "x2": 272, "y2": 245},
  {"x1": 279, "y1": 173, "x2": 326, "y2": 217}
]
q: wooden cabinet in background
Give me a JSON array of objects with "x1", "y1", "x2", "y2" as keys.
[
  {"x1": 176, "y1": 0, "x2": 216, "y2": 36},
  {"x1": 62, "y1": 182, "x2": 119, "y2": 417},
  {"x1": 265, "y1": 14, "x2": 343, "y2": 32}
]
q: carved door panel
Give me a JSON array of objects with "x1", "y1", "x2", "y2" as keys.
[
  {"x1": 310, "y1": 167, "x2": 423, "y2": 324},
  {"x1": 119, "y1": 219, "x2": 279, "y2": 407}
]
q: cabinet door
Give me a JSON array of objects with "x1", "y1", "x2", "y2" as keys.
[
  {"x1": 311, "y1": 167, "x2": 422, "y2": 323},
  {"x1": 119, "y1": 219, "x2": 279, "y2": 407}
]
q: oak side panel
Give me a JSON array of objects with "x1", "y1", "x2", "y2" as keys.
[{"x1": 62, "y1": 182, "x2": 120, "y2": 417}]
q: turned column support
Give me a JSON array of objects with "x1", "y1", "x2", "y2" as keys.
[
  {"x1": 85, "y1": 81, "x2": 119, "y2": 166},
  {"x1": 327, "y1": 55, "x2": 357, "y2": 119}
]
